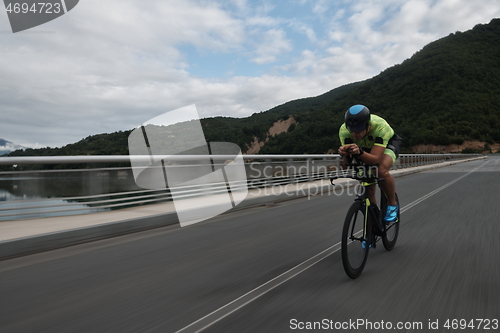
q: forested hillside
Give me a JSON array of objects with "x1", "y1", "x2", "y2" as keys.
[
  {"x1": 3, "y1": 18, "x2": 500, "y2": 165},
  {"x1": 242, "y1": 18, "x2": 500, "y2": 154}
]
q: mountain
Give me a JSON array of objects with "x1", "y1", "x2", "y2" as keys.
[
  {"x1": 244, "y1": 18, "x2": 500, "y2": 154},
  {"x1": 0, "y1": 138, "x2": 25, "y2": 156},
  {"x1": 0, "y1": 131, "x2": 132, "y2": 170},
  {"x1": 2, "y1": 18, "x2": 500, "y2": 168},
  {"x1": 201, "y1": 18, "x2": 500, "y2": 154}
]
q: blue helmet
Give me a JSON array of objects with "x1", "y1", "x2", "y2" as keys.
[{"x1": 345, "y1": 105, "x2": 370, "y2": 133}]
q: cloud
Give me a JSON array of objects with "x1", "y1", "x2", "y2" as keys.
[
  {"x1": 1, "y1": 0, "x2": 500, "y2": 148},
  {"x1": 0, "y1": 0, "x2": 248, "y2": 146},
  {"x1": 312, "y1": 0, "x2": 330, "y2": 14},
  {"x1": 251, "y1": 28, "x2": 293, "y2": 64},
  {"x1": 246, "y1": 15, "x2": 281, "y2": 27},
  {"x1": 289, "y1": 21, "x2": 318, "y2": 43},
  {"x1": 319, "y1": 0, "x2": 500, "y2": 75}
]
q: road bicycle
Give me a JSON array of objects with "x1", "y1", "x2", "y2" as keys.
[{"x1": 330, "y1": 157, "x2": 400, "y2": 279}]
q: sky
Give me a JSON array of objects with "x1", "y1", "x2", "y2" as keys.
[{"x1": 1, "y1": 0, "x2": 500, "y2": 149}]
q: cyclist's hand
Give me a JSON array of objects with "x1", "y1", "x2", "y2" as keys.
[
  {"x1": 348, "y1": 144, "x2": 361, "y2": 155},
  {"x1": 338, "y1": 145, "x2": 352, "y2": 157}
]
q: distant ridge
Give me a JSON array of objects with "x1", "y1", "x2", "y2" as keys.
[{"x1": 0, "y1": 138, "x2": 25, "y2": 156}]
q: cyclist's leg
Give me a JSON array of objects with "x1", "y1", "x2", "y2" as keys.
[
  {"x1": 378, "y1": 152, "x2": 396, "y2": 206},
  {"x1": 380, "y1": 134, "x2": 402, "y2": 221},
  {"x1": 366, "y1": 183, "x2": 377, "y2": 206}
]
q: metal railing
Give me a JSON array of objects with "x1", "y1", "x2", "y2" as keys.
[{"x1": 0, "y1": 154, "x2": 483, "y2": 220}]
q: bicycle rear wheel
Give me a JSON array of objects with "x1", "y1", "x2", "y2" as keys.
[
  {"x1": 341, "y1": 201, "x2": 371, "y2": 279},
  {"x1": 381, "y1": 193, "x2": 400, "y2": 251}
]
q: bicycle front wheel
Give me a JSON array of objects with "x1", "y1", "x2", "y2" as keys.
[{"x1": 341, "y1": 201, "x2": 370, "y2": 279}]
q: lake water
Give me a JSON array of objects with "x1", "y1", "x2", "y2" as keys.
[{"x1": 0, "y1": 169, "x2": 145, "y2": 220}]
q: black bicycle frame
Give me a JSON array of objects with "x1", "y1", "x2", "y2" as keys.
[{"x1": 333, "y1": 155, "x2": 388, "y2": 237}]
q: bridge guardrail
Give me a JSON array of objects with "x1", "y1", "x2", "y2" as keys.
[{"x1": 0, "y1": 154, "x2": 483, "y2": 220}]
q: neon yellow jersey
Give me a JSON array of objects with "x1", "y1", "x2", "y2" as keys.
[{"x1": 339, "y1": 114, "x2": 394, "y2": 149}]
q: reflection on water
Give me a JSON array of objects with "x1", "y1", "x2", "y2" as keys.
[
  {"x1": 0, "y1": 189, "x2": 110, "y2": 220},
  {"x1": 0, "y1": 170, "x2": 141, "y2": 198},
  {"x1": 0, "y1": 169, "x2": 147, "y2": 221}
]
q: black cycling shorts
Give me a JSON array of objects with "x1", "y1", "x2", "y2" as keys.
[{"x1": 386, "y1": 133, "x2": 403, "y2": 159}]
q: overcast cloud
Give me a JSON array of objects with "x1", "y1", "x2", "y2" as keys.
[{"x1": 1, "y1": 0, "x2": 499, "y2": 148}]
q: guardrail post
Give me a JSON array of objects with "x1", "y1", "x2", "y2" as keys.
[
  {"x1": 324, "y1": 157, "x2": 330, "y2": 179},
  {"x1": 306, "y1": 158, "x2": 312, "y2": 182},
  {"x1": 265, "y1": 159, "x2": 272, "y2": 187},
  {"x1": 287, "y1": 158, "x2": 293, "y2": 179}
]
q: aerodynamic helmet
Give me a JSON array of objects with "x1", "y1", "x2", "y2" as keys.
[{"x1": 345, "y1": 105, "x2": 370, "y2": 133}]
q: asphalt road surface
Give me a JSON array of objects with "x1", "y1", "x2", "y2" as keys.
[{"x1": 1, "y1": 156, "x2": 499, "y2": 333}]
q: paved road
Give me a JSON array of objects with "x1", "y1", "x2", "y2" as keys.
[{"x1": 1, "y1": 157, "x2": 499, "y2": 332}]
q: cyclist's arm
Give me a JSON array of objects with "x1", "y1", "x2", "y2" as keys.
[
  {"x1": 357, "y1": 144, "x2": 385, "y2": 165},
  {"x1": 338, "y1": 126, "x2": 354, "y2": 169}
]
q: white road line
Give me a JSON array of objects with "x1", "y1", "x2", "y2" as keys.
[
  {"x1": 401, "y1": 160, "x2": 489, "y2": 213},
  {"x1": 175, "y1": 242, "x2": 342, "y2": 333},
  {"x1": 176, "y1": 160, "x2": 489, "y2": 333}
]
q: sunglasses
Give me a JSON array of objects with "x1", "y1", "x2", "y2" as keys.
[{"x1": 348, "y1": 123, "x2": 366, "y2": 133}]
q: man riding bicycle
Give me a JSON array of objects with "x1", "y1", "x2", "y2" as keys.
[{"x1": 338, "y1": 105, "x2": 402, "y2": 222}]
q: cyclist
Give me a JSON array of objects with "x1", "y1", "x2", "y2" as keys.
[{"x1": 338, "y1": 105, "x2": 402, "y2": 222}]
